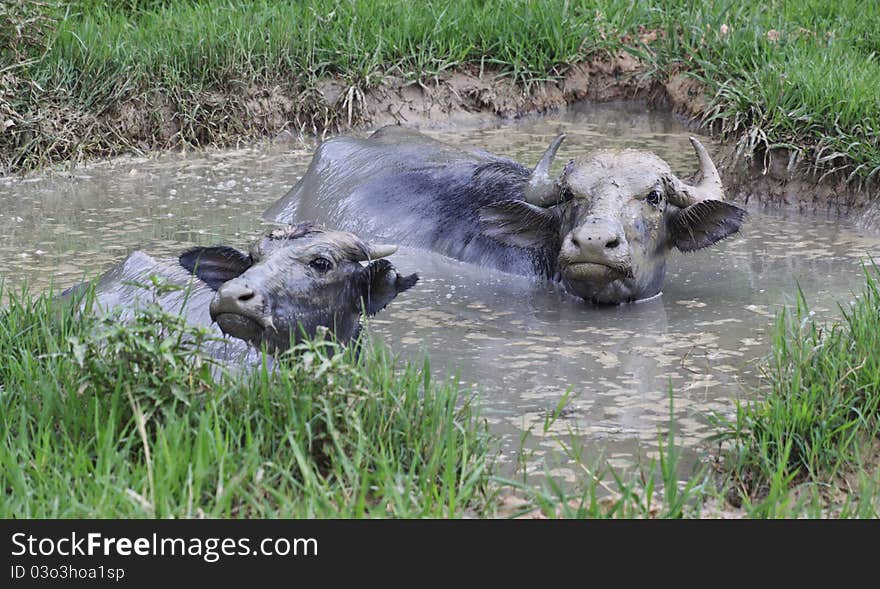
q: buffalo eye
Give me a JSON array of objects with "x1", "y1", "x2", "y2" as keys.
[
  {"x1": 309, "y1": 256, "x2": 334, "y2": 273},
  {"x1": 646, "y1": 190, "x2": 663, "y2": 207}
]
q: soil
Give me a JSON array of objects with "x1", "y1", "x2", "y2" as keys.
[
  {"x1": 718, "y1": 144, "x2": 878, "y2": 218},
  {"x1": 5, "y1": 51, "x2": 878, "y2": 224},
  {"x1": 358, "y1": 50, "x2": 653, "y2": 128}
]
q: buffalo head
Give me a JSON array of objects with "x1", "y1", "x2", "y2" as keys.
[
  {"x1": 179, "y1": 223, "x2": 418, "y2": 351},
  {"x1": 480, "y1": 136, "x2": 745, "y2": 303}
]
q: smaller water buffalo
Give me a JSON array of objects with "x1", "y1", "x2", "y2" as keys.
[
  {"x1": 265, "y1": 127, "x2": 745, "y2": 303},
  {"x1": 80, "y1": 223, "x2": 418, "y2": 354}
]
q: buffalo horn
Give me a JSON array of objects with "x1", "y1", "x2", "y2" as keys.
[
  {"x1": 667, "y1": 137, "x2": 725, "y2": 208},
  {"x1": 362, "y1": 243, "x2": 398, "y2": 260},
  {"x1": 523, "y1": 134, "x2": 566, "y2": 207}
]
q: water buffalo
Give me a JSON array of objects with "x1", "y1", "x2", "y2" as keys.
[
  {"x1": 265, "y1": 126, "x2": 745, "y2": 303},
  {"x1": 77, "y1": 223, "x2": 418, "y2": 355}
]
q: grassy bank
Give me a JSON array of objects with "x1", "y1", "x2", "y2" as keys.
[
  {"x1": 710, "y1": 266, "x2": 880, "y2": 515},
  {"x1": 2, "y1": 0, "x2": 879, "y2": 188},
  {"x1": 1, "y1": 273, "x2": 880, "y2": 518},
  {"x1": 0, "y1": 284, "x2": 492, "y2": 517}
]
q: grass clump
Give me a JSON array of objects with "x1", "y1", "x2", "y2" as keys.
[
  {"x1": 655, "y1": 0, "x2": 880, "y2": 186},
  {"x1": 3, "y1": 273, "x2": 880, "y2": 518},
  {"x1": 0, "y1": 283, "x2": 492, "y2": 517},
  {"x1": 2, "y1": 1, "x2": 879, "y2": 187},
  {"x1": 490, "y1": 390, "x2": 714, "y2": 519},
  {"x1": 711, "y1": 266, "x2": 880, "y2": 513},
  {"x1": 501, "y1": 266, "x2": 880, "y2": 519}
]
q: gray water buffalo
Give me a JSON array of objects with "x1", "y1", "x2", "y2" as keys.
[
  {"x1": 265, "y1": 126, "x2": 745, "y2": 303},
  {"x1": 79, "y1": 223, "x2": 418, "y2": 354}
]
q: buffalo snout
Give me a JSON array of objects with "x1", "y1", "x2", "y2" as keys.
[
  {"x1": 210, "y1": 279, "x2": 265, "y2": 319},
  {"x1": 562, "y1": 218, "x2": 630, "y2": 269}
]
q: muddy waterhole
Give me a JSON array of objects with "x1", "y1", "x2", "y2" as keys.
[{"x1": 3, "y1": 102, "x2": 879, "y2": 482}]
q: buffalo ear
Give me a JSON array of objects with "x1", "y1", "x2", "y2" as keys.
[
  {"x1": 361, "y1": 259, "x2": 419, "y2": 316},
  {"x1": 179, "y1": 246, "x2": 253, "y2": 290},
  {"x1": 478, "y1": 199, "x2": 560, "y2": 250},
  {"x1": 669, "y1": 200, "x2": 747, "y2": 252}
]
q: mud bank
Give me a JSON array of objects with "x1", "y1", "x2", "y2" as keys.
[
  {"x1": 7, "y1": 50, "x2": 877, "y2": 222},
  {"x1": 718, "y1": 145, "x2": 880, "y2": 220},
  {"x1": 354, "y1": 51, "x2": 655, "y2": 126},
  {"x1": 349, "y1": 56, "x2": 878, "y2": 222}
]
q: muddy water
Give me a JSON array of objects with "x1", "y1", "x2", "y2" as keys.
[{"x1": 2, "y1": 102, "x2": 879, "y2": 482}]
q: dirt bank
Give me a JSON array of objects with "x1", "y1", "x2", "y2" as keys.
[
  {"x1": 718, "y1": 145, "x2": 878, "y2": 217},
  {"x1": 5, "y1": 50, "x2": 877, "y2": 222},
  {"x1": 347, "y1": 55, "x2": 878, "y2": 221},
  {"x1": 355, "y1": 51, "x2": 654, "y2": 127}
]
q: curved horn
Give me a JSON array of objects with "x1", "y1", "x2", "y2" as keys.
[
  {"x1": 363, "y1": 243, "x2": 398, "y2": 260},
  {"x1": 524, "y1": 134, "x2": 566, "y2": 207},
  {"x1": 667, "y1": 137, "x2": 725, "y2": 208}
]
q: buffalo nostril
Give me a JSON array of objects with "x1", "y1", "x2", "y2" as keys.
[
  {"x1": 605, "y1": 238, "x2": 620, "y2": 249},
  {"x1": 237, "y1": 290, "x2": 255, "y2": 303},
  {"x1": 570, "y1": 235, "x2": 580, "y2": 248}
]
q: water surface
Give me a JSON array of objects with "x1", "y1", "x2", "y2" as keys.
[{"x1": 3, "y1": 102, "x2": 878, "y2": 481}]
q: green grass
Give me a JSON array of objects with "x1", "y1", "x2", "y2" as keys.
[
  {"x1": 2, "y1": 0, "x2": 879, "y2": 186},
  {"x1": 0, "y1": 282, "x2": 493, "y2": 517},
  {"x1": 502, "y1": 265, "x2": 880, "y2": 519},
  {"x1": 2, "y1": 272, "x2": 880, "y2": 518},
  {"x1": 492, "y1": 389, "x2": 714, "y2": 519},
  {"x1": 3, "y1": 278, "x2": 718, "y2": 519},
  {"x1": 709, "y1": 266, "x2": 880, "y2": 504}
]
